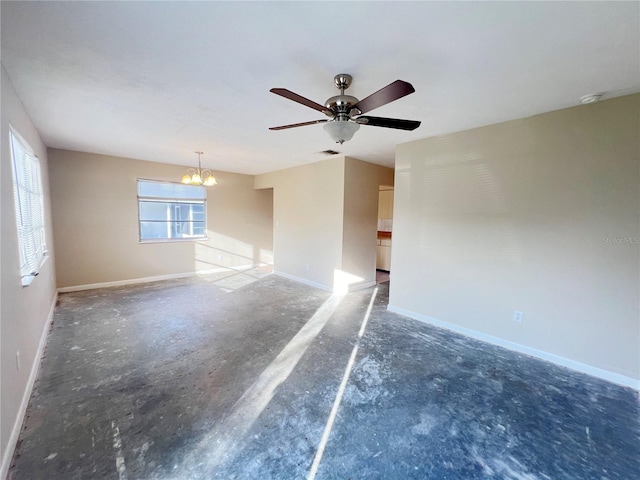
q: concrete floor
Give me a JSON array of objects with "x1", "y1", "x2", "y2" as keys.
[{"x1": 9, "y1": 268, "x2": 640, "y2": 479}]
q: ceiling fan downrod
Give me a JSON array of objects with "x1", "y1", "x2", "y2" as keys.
[{"x1": 325, "y1": 74, "x2": 360, "y2": 120}]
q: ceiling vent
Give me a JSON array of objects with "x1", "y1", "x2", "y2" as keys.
[
  {"x1": 580, "y1": 93, "x2": 603, "y2": 104},
  {"x1": 319, "y1": 149, "x2": 341, "y2": 155}
]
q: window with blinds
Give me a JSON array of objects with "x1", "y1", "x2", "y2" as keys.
[
  {"x1": 9, "y1": 128, "x2": 47, "y2": 286},
  {"x1": 137, "y1": 179, "x2": 207, "y2": 241}
]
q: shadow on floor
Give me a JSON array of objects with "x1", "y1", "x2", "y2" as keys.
[{"x1": 9, "y1": 269, "x2": 640, "y2": 479}]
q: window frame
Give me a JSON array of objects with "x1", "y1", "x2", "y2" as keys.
[
  {"x1": 9, "y1": 126, "x2": 48, "y2": 286},
  {"x1": 137, "y1": 178, "x2": 208, "y2": 243}
]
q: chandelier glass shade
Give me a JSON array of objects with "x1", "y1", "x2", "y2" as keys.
[{"x1": 181, "y1": 151, "x2": 217, "y2": 186}]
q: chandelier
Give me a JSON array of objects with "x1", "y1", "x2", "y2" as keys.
[{"x1": 181, "y1": 151, "x2": 217, "y2": 186}]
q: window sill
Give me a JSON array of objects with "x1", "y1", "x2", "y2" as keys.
[
  {"x1": 21, "y1": 275, "x2": 37, "y2": 287},
  {"x1": 139, "y1": 237, "x2": 208, "y2": 244},
  {"x1": 21, "y1": 254, "x2": 50, "y2": 287}
]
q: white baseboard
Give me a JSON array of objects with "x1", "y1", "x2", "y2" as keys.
[
  {"x1": 387, "y1": 304, "x2": 640, "y2": 391},
  {"x1": 274, "y1": 271, "x2": 333, "y2": 292},
  {"x1": 273, "y1": 272, "x2": 376, "y2": 294},
  {"x1": 57, "y1": 264, "x2": 265, "y2": 293},
  {"x1": 1, "y1": 292, "x2": 58, "y2": 479},
  {"x1": 348, "y1": 281, "x2": 377, "y2": 292}
]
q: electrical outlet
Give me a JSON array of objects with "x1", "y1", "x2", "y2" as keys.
[
  {"x1": 513, "y1": 311, "x2": 523, "y2": 323},
  {"x1": 305, "y1": 263, "x2": 310, "y2": 271},
  {"x1": 16, "y1": 351, "x2": 21, "y2": 371}
]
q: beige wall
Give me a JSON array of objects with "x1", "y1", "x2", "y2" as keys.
[
  {"x1": 49, "y1": 149, "x2": 273, "y2": 288},
  {"x1": 256, "y1": 156, "x2": 393, "y2": 291},
  {"x1": 256, "y1": 157, "x2": 346, "y2": 290},
  {"x1": 1, "y1": 66, "x2": 58, "y2": 474},
  {"x1": 390, "y1": 94, "x2": 640, "y2": 384}
]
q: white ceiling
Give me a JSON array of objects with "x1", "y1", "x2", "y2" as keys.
[{"x1": 2, "y1": 1, "x2": 639, "y2": 175}]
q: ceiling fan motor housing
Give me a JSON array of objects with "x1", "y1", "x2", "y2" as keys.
[
  {"x1": 325, "y1": 74, "x2": 360, "y2": 118},
  {"x1": 324, "y1": 95, "x2": 360, "y2": 118}
]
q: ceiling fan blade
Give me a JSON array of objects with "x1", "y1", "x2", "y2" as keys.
[
  {"x1": 352, "y1": 80, "x2": 415, "y2": 114},
  {"x1": 269, "y1": 119, "x2": 329, "y2": 130},
  {"x1": 270, "y1": 88, "x2": 331, "y2": 114},
  {"x1": 356, "y1": 116, "x2": 421, "y2": 131}
]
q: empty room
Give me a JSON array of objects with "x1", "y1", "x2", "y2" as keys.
[{"x1": 1, "y1": 2, "x2": 639, "y2": 479}]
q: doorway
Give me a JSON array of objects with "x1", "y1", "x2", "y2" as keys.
[{"x1": 376, "y1": 185, "x2": 393, "y2": 283}]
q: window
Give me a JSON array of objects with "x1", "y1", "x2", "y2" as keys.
[
  {"x1": 9, "y1": 128, "x2": 47, "y2": 286},
  {"x1": 137, "y1": 179, "x2": 207, "y2": 241}
]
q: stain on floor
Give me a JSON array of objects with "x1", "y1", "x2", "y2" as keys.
[{"x1": 9, "y1": 268, "x2": 640, "y2": 479}]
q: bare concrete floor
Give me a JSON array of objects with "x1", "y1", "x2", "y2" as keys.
[{"x1": 9, "y1": 268, "x2": 640, "y2": 479}]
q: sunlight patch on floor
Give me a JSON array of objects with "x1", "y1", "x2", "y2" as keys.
[
  {"x1": 307, "y1": 287, "x2": 378, "y2": 480},
  {"x1": 179, "y1": 291, "x2": 345, "y2": 473}
]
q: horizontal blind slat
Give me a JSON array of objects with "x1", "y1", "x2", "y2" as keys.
[{"x1": 9, "y1": 129, "x2": 47, "y2": 282}]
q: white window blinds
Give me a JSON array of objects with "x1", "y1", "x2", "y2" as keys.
[
  {"x1": 137, "y1": 179, "x2": 207, "y2": 241},
  {"x1": 10, "y1": 128, "x2": 47, "y2": 285}
]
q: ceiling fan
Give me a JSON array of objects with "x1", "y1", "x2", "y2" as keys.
[{"x1": 269, "y1": 74, "x2": 421, "y2": 144}]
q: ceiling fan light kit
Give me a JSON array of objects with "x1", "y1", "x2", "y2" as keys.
[
  {"x1": 269, "y1": 74, "x2": 421, "y2": 144},
  {"x1": 323, "y1": 119, "x2": 360, "y2": 144}
]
